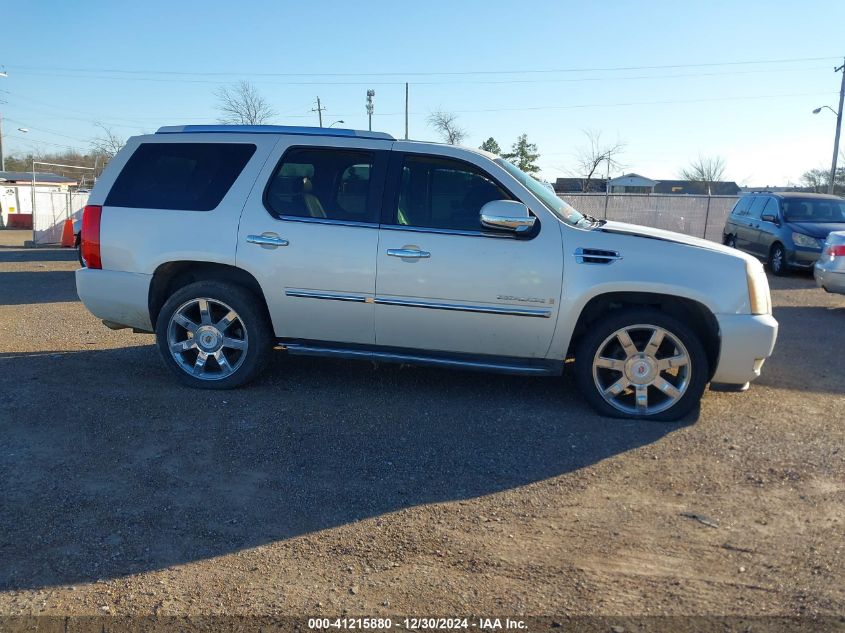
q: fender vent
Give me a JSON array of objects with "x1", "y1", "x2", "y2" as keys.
[{"x1": 574, "y1": 247, "x2": 622, "y2": 264}]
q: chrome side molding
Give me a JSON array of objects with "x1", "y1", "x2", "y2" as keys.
[
  {"x1": 374, "y1": 296, "x2": 551, "y2": 318},
  {"x1": 285, "y1": 290, "x2": 551, "y2": 318},
  {"x1": 285, "y1": 289, "x2": 369, "y2": 303}
]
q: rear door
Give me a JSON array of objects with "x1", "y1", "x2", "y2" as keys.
[
  {"x1": 373, "y1": 150, "x2": 563, "y2": 359},
  {"x1": 236, "y1": 137, "x2": 391, "y2": 344},
  {"x1": 735, "y1": 196, "x2": 765, "y2": 252}
]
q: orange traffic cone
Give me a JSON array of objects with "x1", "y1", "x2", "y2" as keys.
[{"x1": 60, "y1": 218, "x2": 75, "y2": 248}]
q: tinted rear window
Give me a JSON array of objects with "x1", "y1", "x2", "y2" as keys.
[{"x1": 105, "y1": 142, "x2": 256, "y2": 211}]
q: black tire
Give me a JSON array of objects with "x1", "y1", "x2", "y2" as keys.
[
  {"x1": 75, "y1": 233, "x2": 83, "y2": 267},
  {"x1": 573, "y1": 308, "x2": 709, "y2": 422},
  {"x1": 724, "y1": 234, "x2": 737, "y2": 248},
  {"x1": 155, "y1": 280, "x2": 273, "y2": 389},
  {"x1": 768, "y1": 243, "x2": 788, "y2": 276}
]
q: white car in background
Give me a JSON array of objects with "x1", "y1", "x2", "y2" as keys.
[{"x1": 75, "y1": 124, "x2": 778, "y2": 421}]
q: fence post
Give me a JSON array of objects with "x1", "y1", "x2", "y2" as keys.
[
  {"x1": 603, "y1": 191, "x2": 609, "y2": 219},
  {"x1": 703, "y1": 194, "x2": 712, "y2": 240}
]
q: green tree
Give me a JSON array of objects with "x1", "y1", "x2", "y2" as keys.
[
  {"x1": 502, "y1": 134, "x2": 540, "y2": 175},
  {"x1": 479, "y1": 137, "x2": 502, "y2": 155}
]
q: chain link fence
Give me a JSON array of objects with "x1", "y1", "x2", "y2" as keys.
[{"x1": 558, "y1": 193, "x2": 739, "y2": 242}]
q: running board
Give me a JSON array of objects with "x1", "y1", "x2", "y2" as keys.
[{"x1": 281, "y1": 343, "x2": 559, "y2": 376}]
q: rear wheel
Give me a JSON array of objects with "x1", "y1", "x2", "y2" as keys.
[
  {"x1": 574, "y1": 308, "x2": 708, "y2": 421},
  {"x1": 724, "y1": 234, "x2": 737, "y2": 248},
  {"x1": 155, "y1": 281, "x2": 272, "y2": 389},
  {"x1": 769, "y1": 243, "x2": 788, "y2": 276}
]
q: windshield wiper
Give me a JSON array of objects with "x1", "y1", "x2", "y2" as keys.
[{"x1": 580, "y1": 213, "x2": 606, "y2": 227}]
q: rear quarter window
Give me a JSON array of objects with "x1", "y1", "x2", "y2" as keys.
[{"x1": 105, "y1": 142, "x2": 256, "y2": 211}]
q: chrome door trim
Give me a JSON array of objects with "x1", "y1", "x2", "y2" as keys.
[
  {"x1": 279, "y1": 215, "x2": 379, "y2": 229},
  {"x1": 285, "y1": 289, "x2": 370, "y2": 303},
  {"x1": 283, "y1": 343, "x2": 555, "y2": 375},
  {"x1": 379, "y1": 224, "x2": 517, "y2": 239},
  {"x1": 386, "y1": 248, "x2": 431, "y2": 259},
  {"x1": 374, "y1": 296, "x2": 551, "y2": 318}
]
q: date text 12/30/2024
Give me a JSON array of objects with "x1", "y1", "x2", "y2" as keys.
[{"x1": 308, "y1": 618, "x2": 528, "y2": 630}]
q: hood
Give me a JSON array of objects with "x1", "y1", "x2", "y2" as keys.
[
  {"x1": 599, "y1": 220, "x2": 741, "y2": 256},
  {"x1": 786, "y1": 221, "x2": 845, "y2": 239}
]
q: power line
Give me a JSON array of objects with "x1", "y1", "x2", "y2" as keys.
[
  {"x1": 3, "y1": 55, "x2": 839, "y2": 77},
  {"x1": 5, "y1": 64, "x2": 834, "y2": 86}
]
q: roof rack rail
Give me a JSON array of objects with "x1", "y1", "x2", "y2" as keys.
[{"x1": 156, "y1": 124, "x2": 394, "y2": 141}]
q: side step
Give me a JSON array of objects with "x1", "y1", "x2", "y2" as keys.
[{"x1": 281, "y1": 343, "x2": 560, "y2": 376}]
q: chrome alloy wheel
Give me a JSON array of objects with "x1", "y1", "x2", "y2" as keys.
[
  {"x1": 167, "y1": 298, "x2": 248, "y2": 380},
  {"x1": 591, "y1": 324, "x2": 691, "y2": 416}
]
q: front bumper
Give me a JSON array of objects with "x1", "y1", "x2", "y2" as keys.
[
  {"x1": 788, "y1": 247, "x2": 822, "y2": 269},
  {"x1": 75, "y1": 268, "x2": 154, "y2": 332},
  {"x1": 711, "y1": 313, "x2": 779, "y2": 385},
  {"x1": 815, "y1": 263, "x2": 845, "y2": 294}
]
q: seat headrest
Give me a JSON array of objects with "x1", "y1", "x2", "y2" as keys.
[{"x1": 294, "y1": 177, "x2": 314, "y2": 194}]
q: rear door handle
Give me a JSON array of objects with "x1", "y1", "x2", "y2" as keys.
[
  {"x1": 247, "y1": 234, "x2": 289, "y2": 248},
  {"x1": 387, "y1": 248, "x2": 430, "y2": 259}
]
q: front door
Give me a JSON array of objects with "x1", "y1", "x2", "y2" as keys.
[
  {"x1": 374, "y1": 152, "x2": 563, "y2": 359},
  {"x1": 237, "y1": 139, "x2": 391, "y2": 344}
]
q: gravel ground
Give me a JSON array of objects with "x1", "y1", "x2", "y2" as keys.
[{"x1": 0, "y1": 229, "x2": 843, "y2": 622}]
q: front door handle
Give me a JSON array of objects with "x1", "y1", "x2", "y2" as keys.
[
  {"x1": 387, "y1": 248, "x2": 430, "y2": 259},
  {"x1": 247, "y1": 234, "x2": 289, "y2": 249}
]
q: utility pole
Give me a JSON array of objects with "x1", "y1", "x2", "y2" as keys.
[
  {"x1": 404, "y1": 83, "x2": 409, "y2": 140},
  {"x1": 311, "y1": 97, "x2": 326, "y2": 128},
  {"x1": 0, "y1": 113, "x2": 5, "y2": 172},
  {"x1": 366, "y1": 89, "x2": 375, "y2": 132},
  {"x1": 0, "y1": 70, "x2": 7, "y2": 172},
  {"x1": 828, "y1": 58, "x2": 845, "y2": 194}
]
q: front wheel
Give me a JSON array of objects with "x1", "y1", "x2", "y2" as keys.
[
  {"x1": 769, "y1": 243, "x2": 788, "y2": 276},
  {"x1": 724, "y1": 234, "x2": 737, "y2": 248},
  {"x1": 155, "y1": 281, "x2": 273, "y2": 389},
  {"x1": 574, "y1": 308, "x2": 709, "y2": 421}
]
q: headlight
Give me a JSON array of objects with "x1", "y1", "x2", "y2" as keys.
[
  {"x1": 792, "y1": 232, "x2": 821, "y2": 249},
  {"x1": 746, "y1": 261, "x2": 771, "y2": 315}
]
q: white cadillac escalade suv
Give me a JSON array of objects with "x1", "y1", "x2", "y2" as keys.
[{"x1": 76, "y1": 125, "x2": 778, "y2": 421}]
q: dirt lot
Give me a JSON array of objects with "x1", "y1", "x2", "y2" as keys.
[{"x1": 0, "y1": 228, "x2": 843, "y2": 622}]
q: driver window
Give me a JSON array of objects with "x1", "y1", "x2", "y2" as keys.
[{"x1": 395, "y1": 155, "x2": 512, "y2": 231}]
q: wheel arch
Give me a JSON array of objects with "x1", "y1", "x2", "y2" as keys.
[
  {"x1": 566, "y1": 291, "x2": 720, "y2": 380},
  {"x1": 148, "y1": 261, "x2": 272, "y2": 332}
]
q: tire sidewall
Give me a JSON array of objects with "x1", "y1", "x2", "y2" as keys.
[
  {"x1": 155, "y1": 281, "x2": 272, "y2": 389},
  {"x1": 574, "y1": 308, "x2": 709, "y2": 422},
  {"x1": 769, "y1": 244, "x2": 788, "y2": 276}
]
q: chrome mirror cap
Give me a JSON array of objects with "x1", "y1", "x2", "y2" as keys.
[{"x1": 480, "y1": 200, "x2": 535, "y2": 233}]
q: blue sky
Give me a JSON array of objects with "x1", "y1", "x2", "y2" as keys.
[{"x1": 1, "y1": 0, "x2": 844, "y2": 185}]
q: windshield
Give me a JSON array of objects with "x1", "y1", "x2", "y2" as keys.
[
  {"x1": 494, "y1": 158, "x2": 597, "y2": 229},
  {"x1": 783, "y1": 198, "x2": 845, "y2": 223}
]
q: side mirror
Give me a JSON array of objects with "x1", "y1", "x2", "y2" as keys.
[
  {"x1": 761, "y1": 213, "x2": 779, "y2": 225},
  {"x1": 480, "y1": 200, "x2": 536, "y2": 234}
]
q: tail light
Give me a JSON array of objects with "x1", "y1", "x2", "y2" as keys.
[
  {"x1": 80, "y1": 205, "x2": 103, "y2": 269},
  {"x1": 829, "y1": 244, "x2": 845, "y2": 257}
]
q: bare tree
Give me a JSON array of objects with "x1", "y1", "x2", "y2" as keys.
[
  {"x1": 575, "y1": 130, "x2": 625, "y2": 192},
  {"x1": 800, "y1": 167, "x2": 829, "y2": 192},
  {"x1": 90, "y1": 123, "x2": 125, "y2": 160},
  {"x1": 215, "y1": 81, "x2": 277, "y2": 125},
  {"x1": 681, "y1": 155, "x2": 727, "y2": 193},
  {"x1": 427, "y1": 109, "x2": 466, "y2": 145}
]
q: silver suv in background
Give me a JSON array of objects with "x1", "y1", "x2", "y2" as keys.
[{"x1": 723, "y1": 192, "x2": 845, "y2": 275}]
